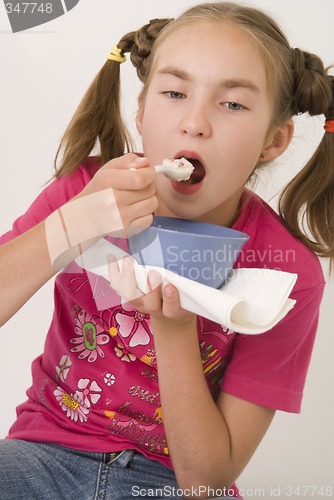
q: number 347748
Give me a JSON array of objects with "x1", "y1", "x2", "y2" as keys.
[{"x1": 5, "y1": 3, "x2": 53, "y2": 14}]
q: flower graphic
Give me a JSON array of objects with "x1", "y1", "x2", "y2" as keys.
[
  {"x1": 54, "y1": 387, "x2": 89, "y2": 423},
  {"x1": 115, "y1": 302, "x2": 151, "y2": 347},
  {"x1": 115, "y1": 343, "x2": 136, "y2": 362},
  {"x1": 104, "y1": 373, "x2": 116, "y2": 386},
  {"x1": 70, "y1": 309, "x2": 110, "y2": 362},
  {"x1": 54, "y1": 378, "x2": 102, "y2": 422},
  {"x1": 56, "y1": 354, "x2": 72, "y2": 382},
  {"x1": 76, "y1": 378, "x2": 102, "y2": 408}
]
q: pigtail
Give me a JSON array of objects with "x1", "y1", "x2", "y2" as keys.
[
  {"x1": 54, "y1": 18, "x2": 172, "y2": 177},
  {"x1": 54, "y1": 55, "x2": 131, "y2": 177},
  {"x1": 120, "y1": 18, "x2": 173, "y2": 84},
  {"x1": 279, "y1": 52, "x2": 334, "y2": 264}
]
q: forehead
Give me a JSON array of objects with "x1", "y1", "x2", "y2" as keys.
[{"x1": 150, "y1": 20, "x2": 268, "y2": 89}]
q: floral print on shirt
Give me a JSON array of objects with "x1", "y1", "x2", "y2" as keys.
[
  {"x1": 54, "y1": 378, "x2": 102, "y2": 423},
  {"x1": 70, "y1": 309, "x2": 110, "y2": 362},
  {"x1": 115, "y1": 301, "x2": 151, "y2": 347},
  {"x1": 55, "y1": 354, "x2": 72, "y2": 382}
]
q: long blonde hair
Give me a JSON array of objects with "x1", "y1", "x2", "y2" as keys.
[{"x1": 54, "y1": 2, "x2": 334, "y2": 265}]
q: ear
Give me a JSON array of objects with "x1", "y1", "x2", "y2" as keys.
[
  {"x1": 135, "y1": 93, "x2": 144, "y2": 136},
  {"x1": 260, "y1": 119, "x2": 294, "y2": 162}
]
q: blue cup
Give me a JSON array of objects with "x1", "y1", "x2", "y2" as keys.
[{"x1": 129, "y1": 216, "x2": 249, "y2": 288}]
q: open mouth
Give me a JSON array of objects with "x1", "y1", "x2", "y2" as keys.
[{"x1": 179, "y1": 157, "x2": 206, "y2": 184}]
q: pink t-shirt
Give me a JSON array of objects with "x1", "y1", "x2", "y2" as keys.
[{"x1": 0, "y1": 158, "x2": 325, "y2": 498}]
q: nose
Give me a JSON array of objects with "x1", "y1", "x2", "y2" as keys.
[{"x1": 179, "y1": 100, "x2": 212, "y2": 138}]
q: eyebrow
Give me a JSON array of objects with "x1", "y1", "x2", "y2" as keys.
[{"x1": 157, "y1": 66, "x2": 261, "y2": 93}]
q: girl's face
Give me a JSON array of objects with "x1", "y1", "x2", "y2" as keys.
[{"x1": 136, "y1": 21, "x2": 286, "y2": 226}]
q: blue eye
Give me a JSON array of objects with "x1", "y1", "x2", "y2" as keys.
[
  {"x1": 224, "y1": 102, "x2": 244, "y2": 111},
  {"x1": 165, "y1": 91, "x2": 185, "y2": 99}
]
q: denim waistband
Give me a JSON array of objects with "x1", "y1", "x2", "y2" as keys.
[{"x1": 101, "y1": 449, "x2": 135, "y2": 465}]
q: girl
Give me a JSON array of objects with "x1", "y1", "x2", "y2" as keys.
[{"x1": 0, "y1": 2, "x2": 333, "y2": 499}]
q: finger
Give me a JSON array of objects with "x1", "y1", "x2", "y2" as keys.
[
  {"x1": 106, "y1": 196, "x2": 157, "y2": 238},
  {"x1": 127, "y1": 155, "x2": 150, "y2": 170},
  {"x1": 148, "y1": 270, "x2": 163, "y2": 292},
  {"x1": 95, "y1": 166, "x2": 156, "y2": 193},
  {"x1": 103, "y1": 154, "x2": 156, "y2": 189},
  {"x1": 113, "y1": 183, "x2": 157, "y2": 206},
  {"x1": 130, "y1": 270, "x2": 164, "y2": 313},
  {"x1": 102, "y1": 153, "x2": 150, "y2": 171},
  {"x1": 107, "y1": 255, "x2": 143, "y2": 301},
  {"x1": 125, "y1": 195, "x2": 158, "y2": 227},
  {"x1": 107, "y1": 254, "x2": 122, "y2": 290},
  {"x1": 146, "y1": 270, "x2": 164, "y2": 310},
  {"x1": 121, "y1": 256, "x2": 144, "y2": 300},
  {"x1": 127, "y1": 214, "x2": 154, "y2": 236},
  {"x1": 161, "y1": 284, "x2": 182, "y2": 318}
]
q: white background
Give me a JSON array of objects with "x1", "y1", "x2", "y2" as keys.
[{"x1": 0, "y1": 0, "x2": 333, "y2": 498}]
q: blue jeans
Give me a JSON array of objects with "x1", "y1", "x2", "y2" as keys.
[{"x1": 0, "y1": 439, "x2": 232, "y2": 499}]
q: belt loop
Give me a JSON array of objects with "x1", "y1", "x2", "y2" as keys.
[
  {"x1": 103, "y1": 452, "x2": 117, "y2": 463},
  {"x1": 103, "y1": 449, "x2": 135, "y2": 466}
]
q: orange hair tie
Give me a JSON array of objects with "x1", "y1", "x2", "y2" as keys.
[{"x1": 324, "y1": 119, "x2": 334, "y2": 133}]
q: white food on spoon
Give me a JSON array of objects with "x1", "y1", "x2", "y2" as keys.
[{"x1": 154, "y1": 157, "x2": 194, "y2": 181}]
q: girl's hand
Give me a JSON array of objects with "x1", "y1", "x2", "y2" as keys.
[
  {"x1": 73, "y1": 153, "x2": 158, "y2": 237},
  {"x1": 107, "y1": 255, "x2": 196, "y2": 330}
]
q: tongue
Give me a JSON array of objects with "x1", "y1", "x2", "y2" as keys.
[{"x1": 183, "y1": 160, "x2": 205, "y2": 184}]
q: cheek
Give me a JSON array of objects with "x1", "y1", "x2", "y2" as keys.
[
  {"x1": 140, "y1": 111, "x2": 160, "y2": 141},
  {"x1": 141, "y1": 115, "x2": 168, "y2": 156},
  {"x1": 237, "y1": 125, "x2": 268, "y2": 159},
  {"x1": 154, "y1": 174, "x2": 167, "y2": 192},
  {"x1": 140, "y1": 92, "x2": 172, "y2": 137}
]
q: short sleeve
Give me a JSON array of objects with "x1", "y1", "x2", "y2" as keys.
[
  {"x1": 220, "y1": 282, "x2": 325, "y2": 413},
  {"x1": 0, "y1": 165, "x2": 93, "y2": 246}
]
